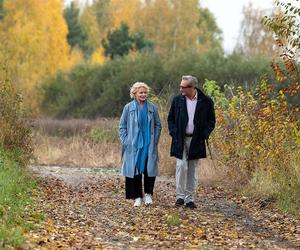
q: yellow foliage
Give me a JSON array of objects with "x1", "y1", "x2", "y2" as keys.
[
  {"x1": 69, "y1": 47, "x2": 84, "y2": 66},
  {"x1": 136, "y1": 0, "x2": 202, "y2": 54},
  {"x1": 109, "y1": 0, "x2": 140, "y2": 31},
  {"x1": 90, "y1": 47, "x2": 106, "y2": 65},
  {"x1": 80, "y1": 6, "x2": 103, "y2": 50},
  {"x1": 0, "y1": 0, "x2": 81, "y2": 113},
  {"x1": 211, "y1": 80, "x2": 299, "y2": 185}
]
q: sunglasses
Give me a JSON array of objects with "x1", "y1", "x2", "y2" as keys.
[{"x1": 180, "y1": 85, "x2": 192, "y2": 89}]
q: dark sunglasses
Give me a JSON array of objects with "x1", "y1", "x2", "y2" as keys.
[{"x1": 180, "y1": 85, "x2": 192, "y2": 89}]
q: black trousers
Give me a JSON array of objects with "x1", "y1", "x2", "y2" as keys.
[{"x1": 125, "y1": 167, "x2": 156, "y2": 199}]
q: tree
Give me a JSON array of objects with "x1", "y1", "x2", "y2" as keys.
[
  {"x1": 0, "y1": 0, "x2": 79, "y2": 112},
  {"x1": 102, "y1": 22, "x2": 153, "y2": 59},
  {"x1": 132, "y1": 31, "x2": 154, "y2": 52},
  {"x1": 236, "y1": 3, "x2": 276, "y2": 57},
  {"x1": 0, "y1": 0, "x2": 4, "y2": 20},
  {"x1": 262, "y1": 0, "x2": 300, "y2": 98},
  {"x1": 80, "y1": 0, "x2": 110, "y2": 50},
  {"x1": 102, "y1": 22, "x2": 133, "y2": 59},
  {"x1": 109, "y1": 0, "x2": 140, "y2": 30},
  {"x1": 136, "y1": 0, "x2": 214, "y2": 55},
  {"x1": 64, "y1": 2, "x2": 90, "y2": 57},
  {"x1": 198, "y1": 7, "x2": 222, "y2": 50}
]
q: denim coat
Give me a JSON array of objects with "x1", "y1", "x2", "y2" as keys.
[{"x1": 119, "y1": 100, "x2": 162, "y2": 178}]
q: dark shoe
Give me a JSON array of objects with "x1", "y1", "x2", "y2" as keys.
[
  {"x1": 175, "y1": 198, "x2": 184, "y2": 206},
  {"x1": 186, "y1": 201, "x2": 197, "y2": 209}
]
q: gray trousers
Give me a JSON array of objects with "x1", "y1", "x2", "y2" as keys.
[{"x1": 176, "y1": 137, "x2": 199, "y2": 203}]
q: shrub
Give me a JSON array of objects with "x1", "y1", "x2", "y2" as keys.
[
  {"x1": 205, "y1": 79, "x2": 300, "y2": 212},
  {"x1": 0, "y1": 66, "x2": 32, "y2": 164},
  {"x1": 40, "y1": 50, "x2": 273, "y2": 118}
]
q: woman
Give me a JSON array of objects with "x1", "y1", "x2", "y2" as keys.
[{"x1": 119, "y1": 82, "x2": 161, "y2": 207}]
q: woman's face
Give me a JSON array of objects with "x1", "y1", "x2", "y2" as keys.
[{"x1": 135, "y1": 87, "x2": 148, "y2": 103}]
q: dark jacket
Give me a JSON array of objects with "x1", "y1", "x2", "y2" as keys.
[{"x1": 167, "y1": 88, "x2": 216, "y2": 160}]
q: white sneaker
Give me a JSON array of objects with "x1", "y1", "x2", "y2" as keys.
[
  {"x1": 134, "y1": 198, "x2": 142, "y2": 207},
  {"x1": 144, "y1": 194, "x2": 153, "y2": 206}
]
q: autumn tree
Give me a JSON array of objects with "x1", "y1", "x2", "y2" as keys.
[
  {"x1": 80, "y1": 0, "x2": 109, "y2": 51},
  {"x1": 0, "y1": 0, "x2": 79, "y2": 112},
  {"x1": 109, "y1": 0, "x2": 140, "y2": 30},
  {"x1": 262, "y1": 0, "x2": 300, "y2": 102},
  {"x1": 135, "y1": 0, "x2": 219, "y2": 55},
  {"x1": 236, "y1": 3, "x2": 276, "y2": 57}
]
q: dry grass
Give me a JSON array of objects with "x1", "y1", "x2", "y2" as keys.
[
  {"x1": 33, "y1": 134, "x2": 121, "y2": 168},
  {"x1": 32, "y1": 118, "x2": 221, "y2": 180}
]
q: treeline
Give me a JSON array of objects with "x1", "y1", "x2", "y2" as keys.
[
  {"x1": 40, "y1": 50, "x2": 273, "y2": 118},
  {"x1": 0, "y1": 0, "x2": 222, "y2": 113}
]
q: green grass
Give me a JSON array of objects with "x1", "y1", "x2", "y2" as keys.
[
  {"x1": 166, "y1": 213, "x2": 181, "y2": 225},
  {"x1": 276, "y1": 177, "x2": 300, "y2": 215},
  {"x1": 0, "y1": 149, "x2": 40, "y2": 248},
  {"x1": 247, "y1": 168, "x2": 300, "y2": 216}
]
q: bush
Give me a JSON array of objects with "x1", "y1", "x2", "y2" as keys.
[
  {"x1": 205, "y1": 79, "x2": 300, "y2": 213},
  {"x1": 40, "y1": 50, "x2": 274, "y2": 118},
  {"x1": 0, "y1": 66, "x2": 32, "y2": 164}
]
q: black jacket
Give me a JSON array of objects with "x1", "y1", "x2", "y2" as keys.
[{"x1": 167, "y1": 88, "x2": 216, "y2": 160}]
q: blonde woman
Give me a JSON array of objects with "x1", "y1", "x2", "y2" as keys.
[{"x1": 119, "y1": 82, "x2": 161, "y2": 207}]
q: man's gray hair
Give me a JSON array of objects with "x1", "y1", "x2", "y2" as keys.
[{"x1": 182, "y1": 75, "x2": 198, "y2": 87}]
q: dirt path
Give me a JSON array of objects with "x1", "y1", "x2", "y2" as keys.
[{"x1": 26, "y1": 165, "x2": 300, "y2": 249}]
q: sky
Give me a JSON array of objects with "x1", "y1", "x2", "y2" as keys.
[{"x1": 201, "y1": 0, "x2": 274, "y2": 53}]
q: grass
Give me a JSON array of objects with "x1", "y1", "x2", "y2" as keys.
[
  {"x1": 276, "y1": 175, "x2": 300, "y2": 215},
  {"x1": 31, "y1": 118, "x2": 216, "y2": 179},
  {"x1": 0, "y1": 149, "x2": 39, "y2": 248},
  {"x1": 166, "y1": 213, "x2": 181, "y2": 225},
  {"x1": 245, "y1": 166, "x2": 300, "y2": 215}
]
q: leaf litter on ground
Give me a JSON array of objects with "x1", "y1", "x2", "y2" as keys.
[{"x1": 25, "y1": 166, "x2": 300, "y2": 249}]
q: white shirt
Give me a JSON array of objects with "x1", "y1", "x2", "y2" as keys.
[{"x1": 185, "y1": 91, "x2": 197, "y2": 135}]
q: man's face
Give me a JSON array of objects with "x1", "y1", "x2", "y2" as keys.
[{"x1": 180, "y1": 79, "x2": 194, "y2": 96}]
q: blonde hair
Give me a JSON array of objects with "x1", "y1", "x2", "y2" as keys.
[{"x1": 130, "y1": 82, "x2": 150, "y2": 98}]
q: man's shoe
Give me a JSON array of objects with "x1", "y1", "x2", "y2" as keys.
[
  {"x1": 175, "y1": 198, "x2": 184, "y2": 206},
  {"x1": 144, "y1": 194, "x2": 153, "y2": 206},
  {"x1": 186, "y1": 201, "x2": 197, "y2": 209},
  {"x1": 134, "y1": 197, "x2": 142, "y2": 207}
]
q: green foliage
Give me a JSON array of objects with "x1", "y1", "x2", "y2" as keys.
[
  {"x1": 0, "y1": 65, "x2": 32, "y2": 164},
  {"x1": 64, "y1": 2, "x2": 91, "y2": 57},
  {"x1": 41, "y1": 52, "x2": 166, "y2": 117},
  {"x1": 102, "y1": 22, "x2": 153, "y2": 59},
  {"x1": 0, "y1": 0, "x2": 4, "y2": 20},
  {"x1": 197, "y1": 7, "x2": 222, "y2": 49},
  {"x1": 165, "y1": 213, "x2": 181, "y2": 225},
  {"x1": 132, "y1": 30, "x2": 154, "y2": 52},
  {"x1": 0, "y1": 149, "x2": 38, "y2": 248},
  {"x1": 203, "y1": 79, "x2": 229, "y2": 108},
  {"x1": 262, "y1": 0, "x2": 300, "y2": 50},
  {"x1": 40, "y1": 50, "x2": 274, "y2": 118}
]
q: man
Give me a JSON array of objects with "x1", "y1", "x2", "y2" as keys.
[{"x1": 168, "y1": 75, "x2": 215, "y2": 209}]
